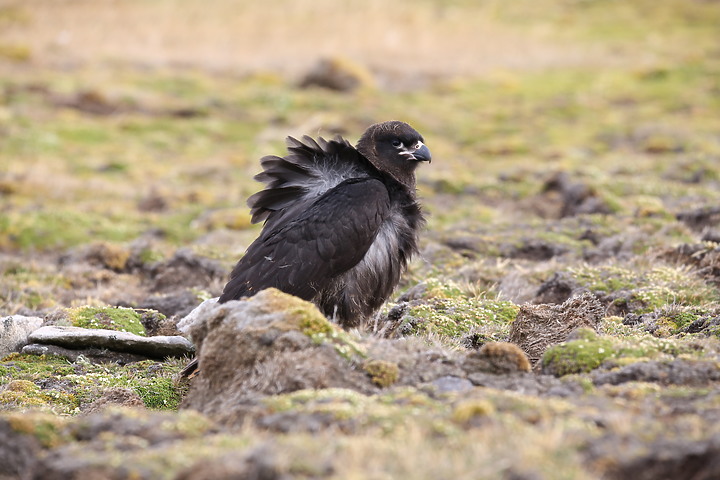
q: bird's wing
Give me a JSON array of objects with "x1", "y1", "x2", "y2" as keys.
[
  {"x1": 219, "y1": 178, "x2": 390, "y2": 302},
  {"x1": 248, "y1": 135, "x2": 366, "y2": 228}
]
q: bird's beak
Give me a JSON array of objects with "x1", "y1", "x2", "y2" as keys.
[{"x1": 413, "y1": 143, "x2": 432, "y2": 163}]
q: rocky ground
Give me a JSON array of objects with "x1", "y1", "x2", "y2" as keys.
[{"x1": 2, "y1": 0, "x2": 720, "y2": 479}]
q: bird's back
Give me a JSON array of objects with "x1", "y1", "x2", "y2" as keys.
[{"x1": 219, "y1": 122, "x2": 428, "y2": 327}]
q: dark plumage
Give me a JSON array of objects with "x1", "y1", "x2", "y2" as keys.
[
  {"x1": 219, "y1": 120, "x2": 431, "y2": 327},
  {"x1": 180, "y1": 121, "x2": 430, "y2": 378}
]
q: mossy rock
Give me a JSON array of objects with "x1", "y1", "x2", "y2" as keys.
[
  {"x1": 256, "y1": 288, "x2": 366, "y2": 360},
  {"x1": 363, "y1": 360, "x2": 399, "y2": 388},
  {"x1": 452, "y1": 399, "x2": 496, "y2": 424},
  {"x1": 541, "y1": 329, "x2": 617, "y2": 376},
  {"x1": 66, "y1": 306, "x2": 150, "y2": 336},
  {"x1": 0, "y1": 379, "x2": 79, "y2": 413}
]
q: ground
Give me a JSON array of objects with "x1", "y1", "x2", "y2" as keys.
[{"x1": 1, "y1": 0, "x2": 720, "y2": 478}]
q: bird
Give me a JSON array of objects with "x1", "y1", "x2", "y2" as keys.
[{"x1": 180, "y1": 120, "x2": 430, "y2": 378}]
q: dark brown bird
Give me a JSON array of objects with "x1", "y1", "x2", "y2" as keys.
[{"x1": 181, "y1": 121, "x2": 430, "y2": 377}]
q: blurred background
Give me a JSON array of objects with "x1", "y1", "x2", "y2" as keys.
[{"x1": 1, "y1": 0, "x2": 669, "y2": 81}]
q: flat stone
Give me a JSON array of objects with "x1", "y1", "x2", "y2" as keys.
[
  {"x1": 27, "y1": 326, "x2": 194, "y2": 359},
  {"x1": 0, "y1": 315, "x2": 44, "y2": 357},
  {"x1": 21, "y1": 343, "x2": 153, "y2": 364},
  {"x1": 430, "y1": 375, "x2": 474, "y2": 393}
]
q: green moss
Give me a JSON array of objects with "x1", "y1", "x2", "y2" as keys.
[
  {"x1": 400, "y1": 294, "x2": 519, "y2": 339},
  {"x1": 541, "y1": 327, "x2": 718, "y2": 376},
  {"x1": 0, "y1": 379, "x2": 79, "y2": 413},
  {"x1": 254, "y1": 289, "x2": 366, "y2": 361},
  {"x1": 0, "y1": 353, "x2": 76, "y2": 381},
  {"x1": 0, "y1": 209, "x2": 142, "y2": 250},
  {"x1": 0, "y1": 355, "x2": 186, "y2": 414},
  {"x1": 363, "y1": 360, "x2": 399, "y2": 388},
  {"x1": 4, "y1": 379, "x2": 37, "y2": 392},
  {"x1": 569, "y1": 264, "x2": 719, "y2": 313},
  {"x1": 654, "y1": 310, "x2": 700, "y2": 337},
  {"x1": 542, "y1": 331, "x2": 616, "y2": 376},
  {"x1": 68, "y1": 306, "x2": 148, "y2": 336},
  {"x1": 420, "y1": 278, "x2": 467, "y2": 300},
  {"x1": 134, "y1": 377, "x2": 183, "y2": 410}
]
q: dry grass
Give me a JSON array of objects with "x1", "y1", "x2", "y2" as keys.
[{"x1": 2, "y1": 0, "x2": 626, "y2": 81}]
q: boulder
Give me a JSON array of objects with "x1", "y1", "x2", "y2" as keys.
[
  {"x1": 181, "y1": 289, "x2": 373, "y2": 421},
  {"x1": 0, "y1": 315, "x2": 43, "y2": 357}
]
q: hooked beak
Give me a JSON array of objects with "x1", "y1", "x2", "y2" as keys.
[
  {"x1": 411, "y1": 142, "x2": 432, "y2": 163},
  {"x1": 400, "y1": 142, "x2": 432, "y2": 163}
]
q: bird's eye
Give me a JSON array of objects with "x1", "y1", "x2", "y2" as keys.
[{"x1": 391, "y1": 139, "x2": 402, "y2": 147}]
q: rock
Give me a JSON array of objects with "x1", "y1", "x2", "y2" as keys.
[
  {"x1": 134, "y1": 290, "x2": 205, "y2": 320},
  {"x1": 533, "y1": 272, "x2": 584, "y2": 305},
  {"x1": 592, "y1": 359, "x2": 720, "y2": 387},
  {"x1": 527, "y1": 171, "x2": 611, "y2": 219},
  {"x1": 466, "y1": 372, "x2": 582, "y2": 397},
  {"x1": 176, "y1": 297, "x2": 218, "y2": 338},
  {"x1": 28, "y1": 409, "x2": 216, "y2": 479},
  {"x1": 257, "y1": 411, "x2": 340, "y2": 434},
  {"x1": 501, "y1": 239, "x2": 569, "y2": 261},
  {"x1": 21, "y1": 343, "x2": 153, "y2": 364},
  {"x1": 676, "y1": 206, "x2": 720, "y2": 231},
  {"x1": 0, "y1": 416, "x2": 42, "y2": 479},
  {"x1": 585, "y1": 434, "x2": 720, "y2": 480},
  {"x1": 181, "y1": 289, "x2": 374, "y2": 420},
  {"x1": 461, "y1": 342, "x2": 531, "y2": 375},
  {"x1": 509, "y1": 292, "x2": 604, "y2": 365},
  {"x1": 298, "y1": 57, "x2": 375, "y2": 92},
  {"x1": 430, "y1": 375, "x2": 474, "y2": 393},
  {"x1": 26, "y1": 326, "x2": 194, "y2": 360},
  {"x1": 0, "y1": 315, "x2": 43, "y2": 357},
  {"x1": 366, "y1": 337, "x2": 466, "y2": 387}
]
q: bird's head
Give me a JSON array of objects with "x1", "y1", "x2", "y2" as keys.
[{"x1": 356, "y1": 121, "x2": 431, "y2": 189}]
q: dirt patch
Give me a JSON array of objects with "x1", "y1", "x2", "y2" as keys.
[
  {"x1": 142, "y1": 249, "x2": 227, "y2": 294},
  {"x1": 84, "y1": 388, "x2": 146, "y2": 414}
]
